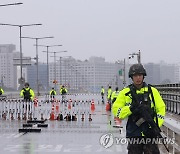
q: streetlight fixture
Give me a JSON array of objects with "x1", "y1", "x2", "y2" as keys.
[
  {"x1": 129, "y1": 50, "x2": 141, "y2": 64},
  {"x1": 0, "y1": 23, "x2": 42, "y2": 89},
  {"x1": 21, "y1": 36, "x2": 54, "y2": 95},
  {"x1": 116, "y1": 59, "x2": 126, "y2": 88},
  {"x1": 49, "y1": 51, "x2": 67, "y2": 91},
  {"x1": 0, "y1": 2, "x2": 23, "y2": 7},
  {"x1": 40, "y1": 45, "x2": 62, "y2": 92}
]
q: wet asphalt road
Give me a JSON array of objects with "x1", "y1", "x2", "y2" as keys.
[{"x1": 0, "y1": 94, "x2": 128, "y2": 154}]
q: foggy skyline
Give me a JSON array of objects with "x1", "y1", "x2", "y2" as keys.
[{"x1": 0, "y1": 0, "x2": 180, "y2": 64}]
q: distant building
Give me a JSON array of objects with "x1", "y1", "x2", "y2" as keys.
[
  {"x1": 26, "y1": 63, "x2": 47, "y2": 91},
  {"x1": 159, "y1": 61, "x2": 179, "y2": 84},
  {"x1": 0, "y1": 44, "x2": 17, "y2": 89},
  {"x1": 1, "y1": 44, "x2": 179, "y2": 92},
  {"x1": 144, "y1": 62, "x2": 179, "y2": 84},
  {"x1": 49, "y1": 56, "x2": 123, "y2": 93},
  {"x1": 144, "y1": 63, "x2": 161, "y2": 84}
]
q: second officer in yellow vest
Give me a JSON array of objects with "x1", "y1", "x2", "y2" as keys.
[{"x1": 111, "y1": 87, "x2": 119, "y2": 104}]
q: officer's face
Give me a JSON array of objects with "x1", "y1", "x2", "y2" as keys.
[
  {"x1": 132, "y1": 74, "x2": 144, "y2": 86},
  {"x1": 25, "y1": 85, "x2": 29, "y2": 88}
]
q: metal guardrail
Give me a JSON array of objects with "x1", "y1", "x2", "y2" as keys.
[
  {"x1": 154, "y1": 83, "x2": 180, "y2": 115},
  {"x1": 161, "y1": 119, "x2": 180, "y2": 154},
  {"x1": 154, "y1": 84, "x2": 180, "y2": 153}
]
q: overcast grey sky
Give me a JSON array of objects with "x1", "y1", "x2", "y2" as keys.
[{"x1": 0, "y1": 0, "x2": 180, "y2": 64}]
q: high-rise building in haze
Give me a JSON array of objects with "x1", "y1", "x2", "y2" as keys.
[
  {"x1": 144, "y1": 62, "x2": 179, "y2": 84},
  {"x1": 1, "y1": 44, "x2": 179, "y2": 92},
  {"x1": 49, "y1": 56, "x2": 123, "y2": 93},
  {"x1": 0, "y1": 44, "x2": 17, "y2": 89}
]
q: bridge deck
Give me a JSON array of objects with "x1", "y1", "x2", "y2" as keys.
[
  {"x1": 0, "y1": 95, "x2": 127, "y2": 154},
  {"x1": 0, "y1": 94, "x2": 179, "y2": 154}
]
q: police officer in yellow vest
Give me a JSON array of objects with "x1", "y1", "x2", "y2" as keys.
[
  {"x1": 111, "y1": 87, "x2": 119, "y2": 104},
  {"x1": 0, "y1": 87, "x2": 4, "y2": 96},
  {"x1": 60, "y1": 85, "x2": 68, "y2": 95},
  {"x1": 101, "y1": 86, "x2": 105, "y2": 97},
  {"x1": 107, "y1": 86, "x2": 112, "y2": 102},
  {"x1": 50, "y1": 87, "x2": 56, "y2": 99},
  {"x1": 101, "y1": 86, "x2": 105, "y2": 103},
  {"x1": 20, "y1": 82, "x2": 35, "y2": 101},
  {"x1": 112, "y1": 64, "x2": 165, "y2": 154}
]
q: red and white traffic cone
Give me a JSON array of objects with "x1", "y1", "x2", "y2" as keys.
[
  {"x1": 106, "y1": 101, "x2": 111, "y2": 111},
  {"x1": 34, "y1": 97, "x2": 38, "y2": 107},
  {"x1": 91, "y1": 99, "x2": 95, "y2": 111},
  {"x1": 50, "y1": 104, "x2": 55, "y2": 120}
]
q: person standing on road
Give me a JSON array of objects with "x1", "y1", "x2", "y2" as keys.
[
  {"x1": 112, "y1": 64, "x2": 166, "y2": 154},
  {"x1": 101, "y1": 86, "x2": 105, "y2": 103},
  {"x1": 107, "y1": 86, "x2": 112, "y2": 102},
  {"x1": 60, "y1": 85, "x2": 68, "y2": 95},
  {"x1": 0, "y1": 87, "x2": 4, "y2": 96},
  {"x1": 50, "y1": 87, "x2": 56, "y2": 99},
  {"x1": 20, "y1": 82, "x2": 35, "y2": 101},
  {"x1": 60, "y1": 85, "x2": 68, "y2": 102},
  {"x1": 111, "y1": 87, "x2": 119, "y2": 104}
]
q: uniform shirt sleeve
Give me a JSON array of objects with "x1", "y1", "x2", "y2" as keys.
[
  {"x1": 111, "y1": 91, "x2": 115, "y2": 101},
  {"x1": 1, "y1": 89, "x2": 4, "y2": 94},
  {"x1": 30, "y1": 89, "x2": 35, "y2": 100},
  {"x1": 151, "y1": 87, "x2": 166, "y2": 127},
  {"x1": 112, "y1": 88, "x2": 132, "y2": 119},
  {"x1": 20, "y1": 89, "x2": 24, "y2": 97}
]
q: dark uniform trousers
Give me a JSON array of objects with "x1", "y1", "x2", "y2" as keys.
[{"x1": 127, "y1": 141, "x2": 160, "y2": 154}]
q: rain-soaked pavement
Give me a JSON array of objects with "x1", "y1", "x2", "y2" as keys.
[{"x1": 0, "y1": 94, "x2": 128, "y2": 154}]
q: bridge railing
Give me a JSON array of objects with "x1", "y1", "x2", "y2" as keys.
[
  {"x1": 154, "y1": 83, "x2": 180, "y2": 153},
  {"x1": 154, "y1": 83, "x2": 180, "y2": 115}
]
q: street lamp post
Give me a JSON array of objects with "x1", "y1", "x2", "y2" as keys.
[
  {"x1": 129, "y1": 50, "x2": 141, "y2": 64},
  {"x1": 0, "y1": 2, "x2": 23, "y2": 7},
  {"x1": 0, "y1": 23, "x2": 42, "y2": 89},
  {"x1": 50, "y1": 51, "x2": 67, "y2": 91},
  {"x1": 123, "y1": 58, "x2": 126, "y2": 87},
  {"x1": 40, "y1": 45, "x2": 62, "y2": 93},
  {"x1": 21, "y1": 36, "x2": 54, "y2": 95},
  {"x1": 116, "y1": 58, "x2": 126, "y2": 88},
  {"x1": 59, "y1": 57, "x2": 62, "y2": 86}
]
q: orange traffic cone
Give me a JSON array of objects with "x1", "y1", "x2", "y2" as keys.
[
  {"x1": 50, "y1": 104, "x2": 55, "y2": 120},
  {"x1": 106, "y1": 102, "x2": 111, "y2": 111},
  {"x1": 50, "y1": 113, "x2": 55, "y2": 120},
  {"x1": 91, "y1": 99, "x2": 95, "y2": 111},
  {"x1": 55, "y1": 100, "x2": 60, "y2": 113},
  {"x1": 34, "y1": 97, "x2": 38, "y2": 107}
]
